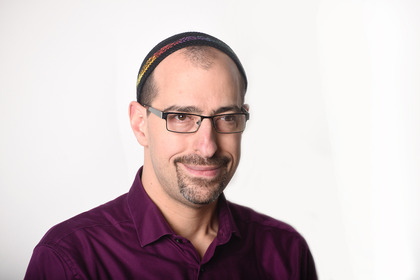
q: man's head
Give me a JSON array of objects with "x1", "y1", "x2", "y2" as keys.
[{"x1": 130, "y1": 32, "x2": 249, "y2": 209}]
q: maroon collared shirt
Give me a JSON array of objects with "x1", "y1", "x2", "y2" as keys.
[{"x1": 25, "y1": 168, "x2": 317, "y2": 279}]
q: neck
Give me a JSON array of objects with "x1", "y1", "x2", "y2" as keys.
[{"x1": 159, "y1": 199, "x2": 219, "y2": 242}]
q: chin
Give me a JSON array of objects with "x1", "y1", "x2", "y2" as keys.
[{"x1": 179, "y1": 177, "x2": 228, "y2": 206}]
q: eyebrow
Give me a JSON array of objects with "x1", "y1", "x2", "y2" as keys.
[
  {"x1": 214, "y1": 106, "x2": 242, "y2": 114},
  {"x1": 163, "y1": 105, "x2": 202, "y2": 113},
  {"x1": 163, "y1": 105, "x2": 242, "y2": 115}
]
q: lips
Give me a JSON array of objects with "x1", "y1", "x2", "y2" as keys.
[
  {"x1": 174, "y1": 154, "x2": 230, "y2": 179},
  {"x1": 180, "y1": 163, "x2": 222, "y2": 178}
]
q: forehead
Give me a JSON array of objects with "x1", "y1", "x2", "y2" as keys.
[{"x1": 151, "y1": 48, "x2": 244, "y2": 111}]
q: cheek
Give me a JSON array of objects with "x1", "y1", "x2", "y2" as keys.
[
  {"x1": 221, "y1": 135, "x2": 242, "y2": 164},
  {"x1": 148, "y1": 130, "x2": 187, "y2": 163}
]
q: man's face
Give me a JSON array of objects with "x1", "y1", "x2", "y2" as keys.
[{"x1": 142, "y1": 48, "x2": 245, "y2": 208}]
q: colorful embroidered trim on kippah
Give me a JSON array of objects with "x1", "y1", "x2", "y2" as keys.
[{"x1": 136, "y1": 36, "x2": 214, "y2": 87}]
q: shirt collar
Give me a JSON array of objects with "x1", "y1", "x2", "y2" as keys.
[
  {"x1": 216, "y1": 194, "x2": 242, "y2": 243},
  {"x1": 127, "y1": 167, "x2": 241, "y2": 247}
]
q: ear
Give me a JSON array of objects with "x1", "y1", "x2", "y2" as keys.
[{"x1": 129, "y1": 101, "x2": 148, "y2": 147}]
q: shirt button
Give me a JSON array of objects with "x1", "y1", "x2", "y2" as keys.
[
  {"x1": 175, "y1": 238, "x2": 182, "y2": 243},
  {"x1": 200, "y1": 267, "x2": 206, "y2": 272}
]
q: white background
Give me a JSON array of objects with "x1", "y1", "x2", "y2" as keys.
[{"x1": 1, "y1": 0, "x2": 419, "y2": 279}]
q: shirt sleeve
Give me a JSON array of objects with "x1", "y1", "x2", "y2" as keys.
[
  {"x1": 300, "y1": 238, "x2": 318, "y2": 280},
  {"x1": 24, "y1": 245, "x2": 76, "y2": 280}
]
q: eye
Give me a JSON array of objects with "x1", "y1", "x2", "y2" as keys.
[
  {"x1": 221, "y1": 115, "x2": 237, "y2": 122},
  {"x1": 175, "y1": 114, "x2": 187, "y2": 121},
  {"x1": 168, "y1": 113, "x2": 193, "y2": 122}
]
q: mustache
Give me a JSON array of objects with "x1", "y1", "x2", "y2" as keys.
[{"x1": 174, "y1": 154, "x2": 230, "y2": 166}]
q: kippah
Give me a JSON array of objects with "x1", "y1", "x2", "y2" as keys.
[{"x1": 136, "y1": 31, "x2": 247, "y2": 103}]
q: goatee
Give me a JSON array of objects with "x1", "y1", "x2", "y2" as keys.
[{"x1": 174, "y1": 154, "x2": 230, "y2": 205}]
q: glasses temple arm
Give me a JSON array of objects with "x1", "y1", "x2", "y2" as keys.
[{"x1": 146, "y1": 106, "x2": 165, "y2": 119}]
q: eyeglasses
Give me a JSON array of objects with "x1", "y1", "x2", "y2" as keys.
[{"x1": 144, "y1": 105, "x2": 250, "y2": 134}]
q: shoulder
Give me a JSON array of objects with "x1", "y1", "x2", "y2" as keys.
[
  {"x1": 227, "y1": 200, "x2": 308, "y2": 246},
  {"x1": 26, "y1": 194, "x2": 132, "y2": 279},
  {"x1": 226, "y1": 201, "x2": 317, "y2": 278},
  {"x1": 227, "y1": 200, "x2": 297, "y2": 232},
  {"x1": 38, "y1": 193, "x2": 131, "y2": 247}
]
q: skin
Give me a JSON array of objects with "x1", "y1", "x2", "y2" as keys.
[{"x1": 129, "y1": 48, "x2": 247, "y2": 258}]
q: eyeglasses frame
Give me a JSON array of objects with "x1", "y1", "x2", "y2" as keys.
[{"x1": 143, "y1": 104, "x2": 250, "y2": 134}]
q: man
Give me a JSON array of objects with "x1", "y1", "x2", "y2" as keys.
[{"x1": 25, "y1": 32, "x2": 317, "y2": 279}]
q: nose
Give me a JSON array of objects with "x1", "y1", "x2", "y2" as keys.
[{"x1": 193, "y1": 118, "x2": 218, "y2": 158}]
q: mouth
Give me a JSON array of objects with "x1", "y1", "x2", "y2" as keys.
[
  {"x1": 174, "y1": 154, "x2": 231, "y2": 180},
  {"x1": 180, "y1": 163, "x2": 223, "y2": 178}
]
